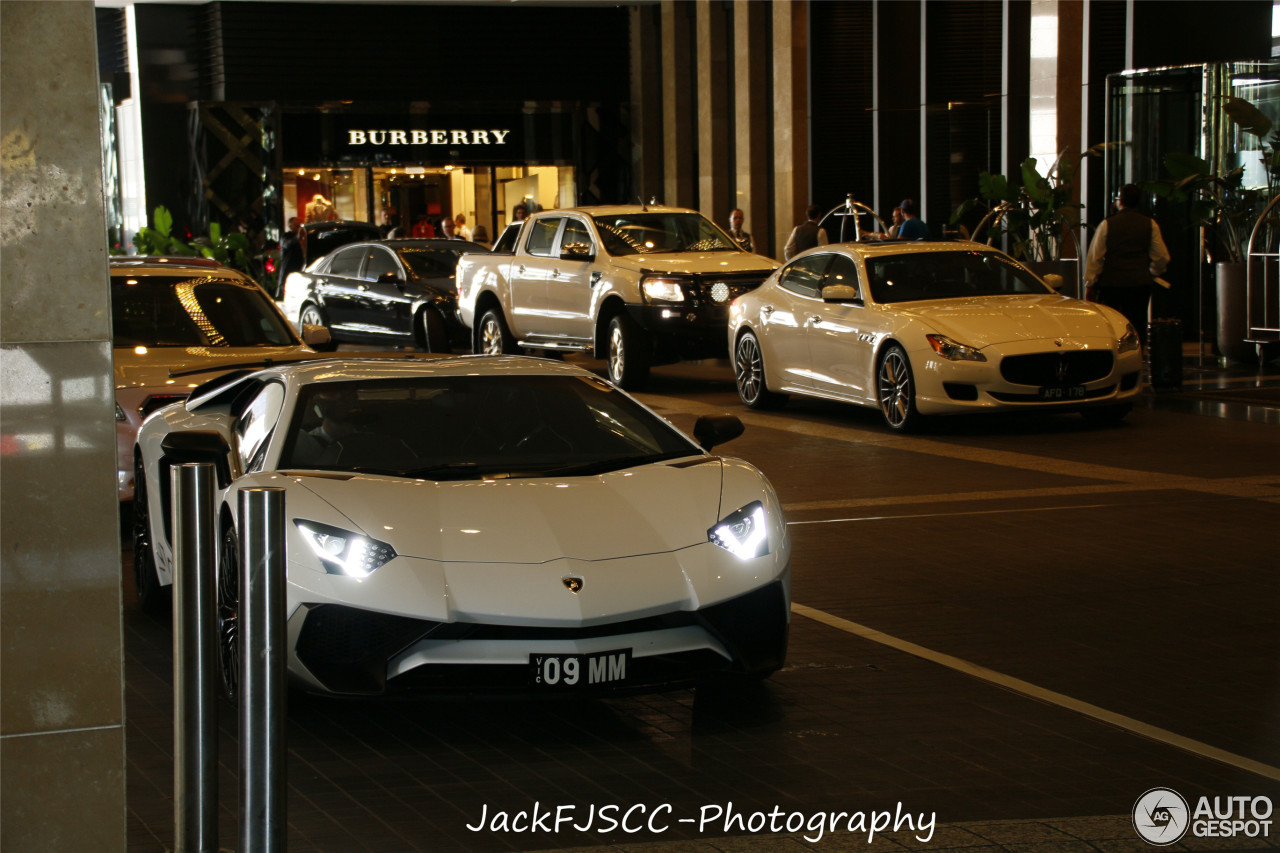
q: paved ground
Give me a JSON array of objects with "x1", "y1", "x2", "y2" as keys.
[{"x1": 122, "y1": 350, "x2": 1280, "y2": 852}]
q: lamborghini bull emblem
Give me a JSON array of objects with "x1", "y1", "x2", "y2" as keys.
[{"x1": 562, "y1": 576, "x2": 584, "y2": 593}]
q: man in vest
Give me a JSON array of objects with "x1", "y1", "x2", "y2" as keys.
[
  {"x1": 783, "y1": 205, "x2": 828, "y2": 260},
  {"x1": 1084, "y1": 183, "x2": 1171, "y2": 346}
]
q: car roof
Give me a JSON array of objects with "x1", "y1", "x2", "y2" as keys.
[
  {"x1": 109, "y1": 256, "x2": 235, "y2": 274},
  {"x1": 302, "y1": 219, "x2": 380, "y2": 234},
  {"x1": 536, "y1": 204, "x2": 701, "y2": 217},
  {"x1": 343, "y1": 238, "x2": 490, "y2": 250},
  {"x1": 185, "y1": 354, "x2": 600, "y2": 410},
  {"x1": 816, "y1": 239, "x2": 999, "y2": 259}
]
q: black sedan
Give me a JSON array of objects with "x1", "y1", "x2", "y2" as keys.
[{"x1": 282, "y1": 239, "x2": 489, "y2": 351}]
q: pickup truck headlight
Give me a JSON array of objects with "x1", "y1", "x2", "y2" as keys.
[
  {"x1": 708, "y1": 501, "x2": 769, "y2": 559},
  {"x1": 295, "y1": 520, "x2": 397, "y2": 578},
  {"x1": 641, "y1": 276, "x2": 688, "y2": 303},
  {"x1": 926, "y1": 334, "x2": 987, "y2": 362}
]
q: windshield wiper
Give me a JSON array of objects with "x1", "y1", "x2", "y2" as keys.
[{"x1": 401, "y1": 462, "x2": 484, "y2": 481}]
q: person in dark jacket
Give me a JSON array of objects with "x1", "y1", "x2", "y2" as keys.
[
  {"x1": 1084, "y1": 183, "x2": 1171, "y2": 346},
  {"x1": 783, "y1": 205, "x2": 828, "y2": 260}
]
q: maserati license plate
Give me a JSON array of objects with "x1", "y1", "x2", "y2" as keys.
[
  {"x1": 1038, "y1": 385, "x2": 1085, "y2": 400},
  {"x1": 531, "y1": 649, "x2": 630, "y2": 688}
]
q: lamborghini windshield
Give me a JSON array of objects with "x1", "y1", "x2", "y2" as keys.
[
  {"x1": 866, "y1": 251, "x2": 1053, "y2": 304},
  {"x1": 279, "y1": 374, "x2": 701, "y2": 478},
  {"x1": 591, "y1": 212, "x2": 739, "y2": 255}
]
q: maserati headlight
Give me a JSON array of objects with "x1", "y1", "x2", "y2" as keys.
[
  {"x1": 295, "y1": 520, "x2": 397, "y2": 578},
  {"x1": 926, "y1": 334, "x2": 987, "y2": 362},
  {"x1": 708, "y1": 501, "x2": 770, "y2": 559},
  {"x1": 641, "y1": 276, "x2": 687, "y2": 303},
  {"x1": 1117, "y1": 324, "x2": 1141, "y2": 353}
]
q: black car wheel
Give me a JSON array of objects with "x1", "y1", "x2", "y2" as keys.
[
  {"x1": 476, "y1": 308, "x2": 519, "y2": 355},
  {"x1": 217, "y1": 524, "x2": 240, "y2": 702},
  {"x1": 299, "y1": 303, "x2": 326, "y2": 331},
  {"x1": 877, "y1": 344, "x2": 921, "y2": 432},
  {"x1": 607, "y1": 314, "x2": 651, "y2": 390},
  {"x1": 132, "y1": 456, "x2": 170, "y2": 615},
  {"x1": 734, "y1": 331, "x2": 788, "y2": 410},
  {"x1": 416, "y1": 307, "x2": 450, "y2": 352}
]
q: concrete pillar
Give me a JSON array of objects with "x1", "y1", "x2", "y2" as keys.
[
  {"x1": 0, "y1": 2, "x2": 127, "y2": 851},
  {"x1": 734, "y1": 0, "x2": 771, "y2": 256},
  {"x1": 662, "y1": 0, "x2": 696, "y2": 206},
  {"x1": 772, "y1": 0, "x2": 809, "y2": 257},
  {"x1": 696, "y1": 0, "x2": 731, "y2": 228},
  {"x1": 630, "y1": 4, "x2": 663, "y2": 204}
]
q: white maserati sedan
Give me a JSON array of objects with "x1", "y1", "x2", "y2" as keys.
[
  {"x1": 133, "y1": 355, "x2": 790, "y2": 697},
  {"x1": 728, "y1": 241, "x2": 1143, "y2": 431}
]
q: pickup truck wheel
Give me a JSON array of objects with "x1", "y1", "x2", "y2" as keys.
[
  {"x1": 606, "y1": 314, "x2": 650, "y2": 390},
  {"x1": 477, "y1": 309, "x2": 519, "y2": 355},
  {"x1": 416, "y1": 307, "x2": 450, "y2": 352}
]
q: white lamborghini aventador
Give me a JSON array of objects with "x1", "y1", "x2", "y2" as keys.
[{"x1": 133, "y1": 355, "x2": 790, "y2": 697}]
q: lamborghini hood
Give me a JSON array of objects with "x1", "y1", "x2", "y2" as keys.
[{"x1": 286, "y1": 459, "x2": 725, "y2": 564}]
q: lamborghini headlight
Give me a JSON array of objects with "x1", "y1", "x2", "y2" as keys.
[
  {"x1": 1117, "y1": 324, "x2": 1141, "y2": 353},
  {"x1": 295, "y1": 520, "x2": 397, "y2": 578},
  {"x1": 641, "y1": 276, "x2": 688, "y2": 303},
  {"x1": 708, "y1": 501, "x2": 770, "y2": 559},
  {"x1": 926, "y1": 334, "x2": 987, "y2": 362}
]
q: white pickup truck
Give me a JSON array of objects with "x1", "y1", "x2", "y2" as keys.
[{"x1": 455, "y1": 204, "x2": 778, "y2": 389}]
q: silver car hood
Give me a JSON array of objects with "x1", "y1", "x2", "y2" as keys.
[{"x1": 286, "y1": 459, "x2": 724, "y2": 563}]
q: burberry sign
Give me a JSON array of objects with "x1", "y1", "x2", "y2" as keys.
[{"x1": 346, "y1": 129, "x2": 512, "y2": 146}]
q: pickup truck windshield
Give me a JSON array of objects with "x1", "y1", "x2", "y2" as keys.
[
  {"x1": 279, "y1": 374, "x2": 702, "y2": 478},
  {"x1": 592, "y1": 212, "x2": 739, "y2": 255}
]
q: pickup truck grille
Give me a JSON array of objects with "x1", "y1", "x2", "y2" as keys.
[{"x1": 691, "y1": 272, "x2": 771, "y2": 305}]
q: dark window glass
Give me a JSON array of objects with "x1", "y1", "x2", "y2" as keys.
[
  {"x1": 866, "y1": 250, "x2": 1051, "y2": 303},
  {"x1": 398, "y1": 247, "x2": 462, "y2": 278},
  {"x1": 111, "y1": 275, "x2": 297, "y2": 348},
  {"x1": 525, "y1": 218, "x2": 563, "y2": 257},
  {"x1": 327, "y1": 247, "x2": 364, "y2": 277},
  {"x1": 279, "y1": 374, "x2": 701, "y2": 476},
  {"x1": 362, "y1": 248, "x2": 399, "y2": 281},
  {"x1": 561, "y1": 218, "x2": 593, "y2": 253},
  {"x1": 492, "y1": 223, "x2": 522, "y2": 254},
  {"x1": 590, "y1": 212, "x2": 738, "y2": 255},
  {"x1": 778, "y1": 255, "x2": 832, "y2": 298},
  {"x1": 821, "y1": 255, "x2": 862, "y2": 299}
]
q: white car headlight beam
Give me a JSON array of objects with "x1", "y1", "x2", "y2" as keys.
[
  {"x1": 708, "y1": 501, "x2": 769, "y2": 560},
  {"x1": 295, "y1": 520, "x2": 397, "y2": 578},
  {"x1": 641, "y1": 276, "x2": 687, "y2": 303},
  {"x1": 926, "y1": 334, "x2": 987, "y2": 362}
]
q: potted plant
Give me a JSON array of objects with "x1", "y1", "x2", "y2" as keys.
[
  {"x1": 1146, "y1": 96, "x2": 1280, "y2": 361},
  {"x1": 950, "y1": 143, "x2": 1114, "y2": 296}
]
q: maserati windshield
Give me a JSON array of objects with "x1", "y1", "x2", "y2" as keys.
[
  {"x1": 592, "y1": 212, "x2": 739, "y2": 255},
  {"x1": 279, "y1": 374, "x2": 701, "y2": 477},
  {"x1": 112, "y1": 275, "x2": 298, "y2": 348},
  {"x1": 866, "y1": 251, "x2": 1053, "y2": 304}
]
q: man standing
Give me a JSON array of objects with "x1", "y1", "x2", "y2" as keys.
[
  {"x1": 783, "y1": 205, "x2": 828, "y2": 261},
  {"x1": 894, "y1": 199, "x2": 930, "y2": 240},
  {"x1": 1084, "y1": 183, "x2": 1171, "y2": 346},
  {"x1": 727, "y1": 208, "x2": 753, "y2": 253},
  {"x1": 440, "y1": 217, "x2": 467, "y2": 241}
]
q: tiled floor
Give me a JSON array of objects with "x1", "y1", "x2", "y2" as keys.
[{"x1": 123, "y1": 349, "x2": 1280, "y2": 853}]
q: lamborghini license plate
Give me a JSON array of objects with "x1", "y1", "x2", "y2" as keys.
[{"x1": 531, "y1": 649, "x2": 630, "y2": 688}]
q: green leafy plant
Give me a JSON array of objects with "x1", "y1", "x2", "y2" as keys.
[
  {"x1": 131, "y1": 206, "x2": 195, "y2": 257},
  {"x1": 1146, "y1": 96, "x2": 1280, "y2": 263},
  {"x1": 951, "y1": 143, "x2": 1114, "y2": 262}
]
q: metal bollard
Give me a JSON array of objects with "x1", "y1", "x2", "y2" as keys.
[
  {"x1": 238, "y1": 487, "x2": 287, "y2": 853},
  {"x1": 172, "y1": 462, "x2": 218, "y2": 853}
]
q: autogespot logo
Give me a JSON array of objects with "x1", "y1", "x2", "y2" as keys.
[{"x1": 1133, "y1": 787, "x2": 1190, "y2": 845}]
